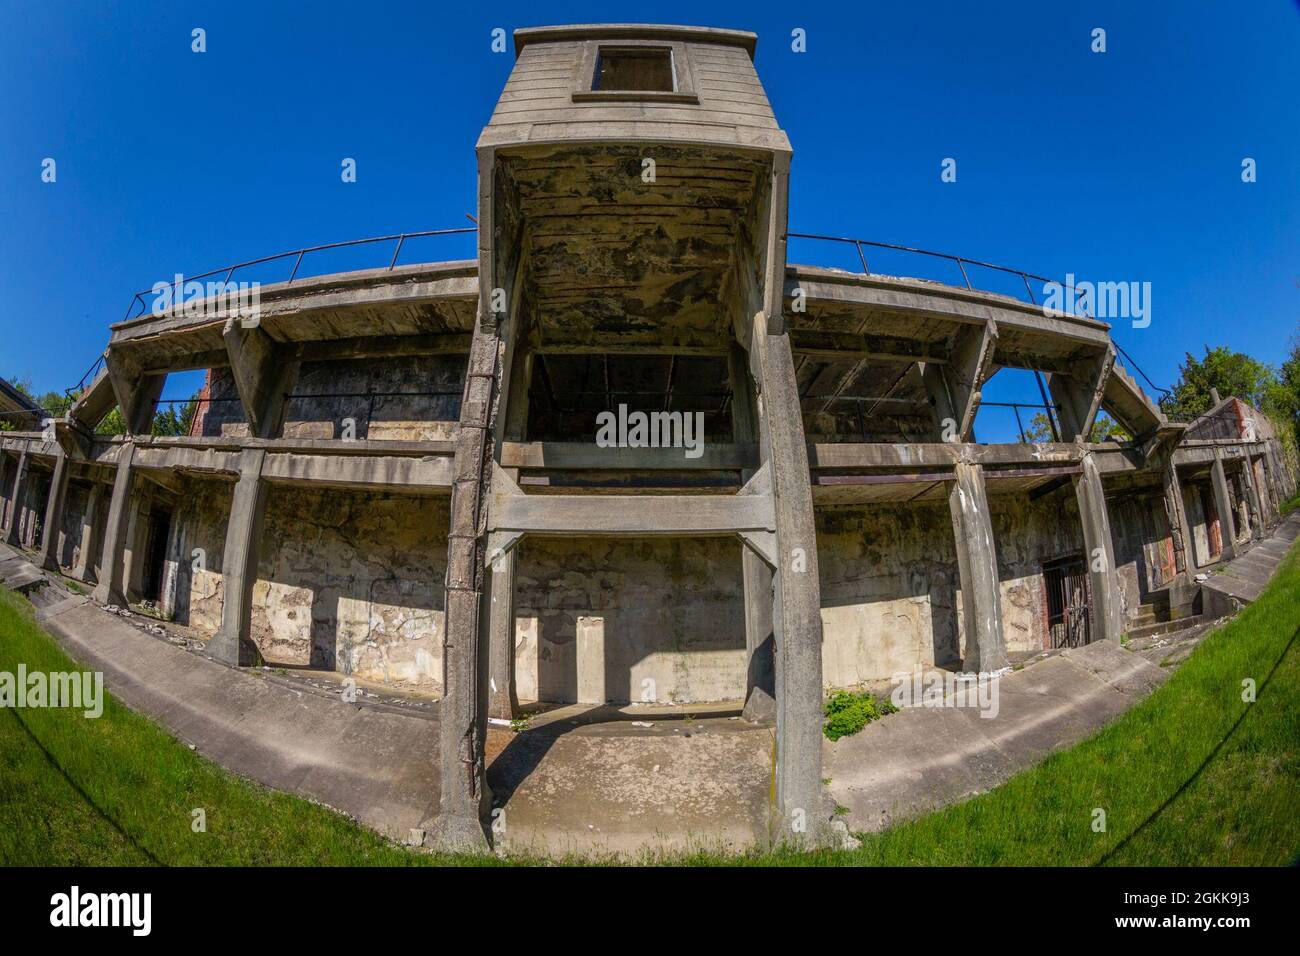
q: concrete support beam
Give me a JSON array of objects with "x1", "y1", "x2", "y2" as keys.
[
  {"x1": 222, "y1": 319, "x2": 298, "y2": 439},
  {"x1": 207, "y1": 451, "x2": 268, "y2": 666},
  {"x1": 1260, "y1": 446, "x2": 1282, "y2": 519},
  {"x1": 435, "y1": 145, "x2": 518, "y2": 852},
  {"x1": 1240, "y1": 456, "x2": 1265, "y2": 540},
  {"x1": 3, "y1": 450, "x2": 30, "y2": 546},
  {"x1": 1210, "y1": 450, "x2": 1238, "y2": 561},
  {"x1": 36, "y1": 450, "x2": 71, "y2": 571},
  {"x1": 68, "y1": 366, "x2": 119, "y2": 431},
  {"x1": 947, "y1": 462, "x2": 1008, "y2": 672},
  {"x1": 1047, "y1": 347, "x2": 1114, "y2": 442},
  {"x1": 1074, "y1": 453, "x2": 1125, "y2": 641},
  {"x1": 921, "y1": 321, "x2": 998, "y2": 442},
  {"x1": 485, "y1": 547, "x2": 518, "y2": 721},
  {"x1": 750, "y1": 312, "x2": 824, "y2": 843},
  {"x1": 104, "y1": 349, "x2": 165, "y2": 436},
  {"x1": 730, "y1": 344, "x2": 775, "y2": 722},
  {"x1": 91, "y1": 442, "x2": 137, "y2": 607},
  {"x1": 0, "y1": 452, "x2": 10, "y2": 535},
  {"x1": 72, "y1": 483, "x2": 104, "y2": 583},
  {"x1": 1161, "y1": 458, "x2": 1190, "y2": 573}
]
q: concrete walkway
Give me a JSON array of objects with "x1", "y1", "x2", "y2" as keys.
[
  {"x1": 824, "y1": 640, "x2": 1167, "y2": 831},
  {"x1": 2, "y1": 542, "x2": 440, "y2": 844},
  {"x1": 3, "y1": 510, "x2": 1295, "y2": 855},
  {"x1": 1200, "y1": 512, "x2": 1300, "y2": 616}
]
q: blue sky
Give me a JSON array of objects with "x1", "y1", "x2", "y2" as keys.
[{"x1": 2, "y1": 1, "x2": 1296, "y2": 440}]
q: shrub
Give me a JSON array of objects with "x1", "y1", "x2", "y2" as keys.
[{"x1": 823, "y1": 689, "x2": 898, "y2": 741}]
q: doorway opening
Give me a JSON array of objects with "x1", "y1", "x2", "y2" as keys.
[
  {"x1": 141, "y1": 508, "x2": 172, "y2": 603},
  {"x1": 1042, "y1": 554, "x2": 1091, "y2": 649}
]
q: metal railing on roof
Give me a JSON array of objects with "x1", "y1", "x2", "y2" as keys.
[
  {"x1": 117, "y1": 227, "x2": 478, "y2": 325},
  {"x1": 787, "y1": 231, "x2": 1173, "y2": 402},
  {"x1": 63, "y1": 225, "x2": 1177, "y2": 409}
]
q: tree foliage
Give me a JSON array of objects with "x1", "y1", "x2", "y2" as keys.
[
  {"x1": 3, "y1": 374, "x2": 196, "y2": 436},
  {"x1": 1022, "y1": 411, "x2": 1130, "y2": 444},
  {"x1": 1158, "y1": 346, "x2": 1276, "y2": 420}
]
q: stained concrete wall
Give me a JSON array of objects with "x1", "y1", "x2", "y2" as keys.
[
  {"x1": 990, "y1": 493, "x2": 1086, "y2": 653},
  {"x1": 816, "y1": 494, "x2": 1085, "y2": 685},
  {"x1": 1106, "y1": 489, "x2": 1175, "y2": 620},
  {"x1": 1182, "y1": 479, "x2": 1215, "y2": 567},
  {"x1": 197, "y1": 356, "x2": 465, "y2": 441},
  {"x1": 512, "y1": 536, "x2": 747, "y2": 705},
  {"x1": 173, "y1": 480, "x2": 448, "y2": 692},
  {"x1": 816, "y1": 503, "x2": 961, "y2": 684}
]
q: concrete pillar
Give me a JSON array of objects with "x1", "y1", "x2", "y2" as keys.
[
  {"x1": 575, "y1": 615, "x2": 605, "y2": 705},
  {"x1": 36, "y1": 451, "x2": 71, "y2": 572},
  {"x1": 741, "y1": 548, "x2": 777, "y2": 721},
  {"x1": 730, "y1": 343, "x2": 776, "y2": 722},
  {"x1": 752, "y1": 313, "x2": 825, "y2": 844},
  {"x1": 1210, "y1": 451, "x2": 1238, "y2": 561},
  {"x1": 1261, "y1": 446, "x2": 1283, "y2": 518},
  {"x1": 1240, "y1": 455, "x2": 1265, "y2": 540},
  {"x1": 72, "y1": 482, "x2": 104, "y2": 583},
  {"x1": 485, "y1": 548, "x2": 518, "y2": 720},
  {"x1": 3, "y1": 450, "x2": 30, "y2": 547},
  {"x1": 1074, "y1": 453, "x2": 1125, "y2": 641},
  {"x1": 207, "y1": 450, "x2": 268, "y2": 666},
  {"x1": 0, "y1": 452, "x2": 9, "y2": 532},
  {"x1": 1161, "y1": 459, "x2": 1191, "y2": 573},
  {"x1": 947, "y1": 462, "x2": 1008, "y2": 671},
  {"x1": 91, "y1": 443, "x2": 137, "y2": 606},
  {"x1": 437, "y1": 316, "x2": 503, "y2": 850}
]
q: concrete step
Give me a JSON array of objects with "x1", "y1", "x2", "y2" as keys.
[{"x1": 1126, "y1": 614, "x2": 1204, "y2": 643}]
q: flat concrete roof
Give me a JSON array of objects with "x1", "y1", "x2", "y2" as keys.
[{"x1": 513, "y1": 23, "x2": 758, "y2": 57}]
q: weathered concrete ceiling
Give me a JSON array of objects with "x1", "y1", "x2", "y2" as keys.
[
  {"x1": 527, "y1": 353, "x2": 732, "y2": 441},
  {"x1": 107, "y1": 262, "x2": 478, "y2": 373},
  {"x1": 503, "y1": 143, "x2": 767, "y2": 352}
]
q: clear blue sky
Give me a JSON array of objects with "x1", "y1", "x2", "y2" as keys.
[{"x1": 2, "y1": 1, "x2": 1296, "y2": 440}]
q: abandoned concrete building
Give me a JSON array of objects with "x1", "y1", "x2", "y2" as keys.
[{"x1": 1, "y1": 24, "x2": 1294, "y2": 845}]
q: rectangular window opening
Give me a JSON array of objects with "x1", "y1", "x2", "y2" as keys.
[{"x1": 593, "y1": 47, "x2": 675, "y2": 93}]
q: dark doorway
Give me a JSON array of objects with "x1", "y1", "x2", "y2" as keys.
[
  {"x1": 142, "y1": 508, "x2": 172, "y2": 602},
  {"x1": 1043, "y1": 555, "x2": 1091, "y2": 649}
]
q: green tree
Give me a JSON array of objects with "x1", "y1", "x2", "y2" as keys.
[
  {"x1": 6, "y1": 374, "x2": 197, "y2": 437},
  {"x1": 1022, "y1": 411, "x2": 1130, "y2": 443},
  {"x1": 1159, "y1": 346, "x2": 1277, "y2": 420}
]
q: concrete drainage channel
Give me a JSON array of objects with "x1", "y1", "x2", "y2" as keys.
[{"x1": 2, "y1": 518, "x2": 1295, "y2": 857}]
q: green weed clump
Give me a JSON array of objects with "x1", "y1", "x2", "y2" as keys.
[{"x1": 823, "y1": 690, "x2": 898, "y2": 741}]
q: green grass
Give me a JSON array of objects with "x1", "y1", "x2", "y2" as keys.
[
  {"x1": 720, "y1": 536, "x2": 1300, "y2": 867},
  {"x1": 1280, "y1": 493, "x2": 1300, "y2": 516},
  {"x1": 0, "y1": 587, "x2": 493, "y2": 866},
  {"x1": 3, "y1": 531, "x2": 1298, "y2": 866}
]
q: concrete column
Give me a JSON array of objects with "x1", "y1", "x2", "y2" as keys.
[
  {"x1": 123, "y1": 494, "x2": 147, "y2": 601},
  {"x1": 3, "y1": 450, "x2": 30, "y2": 547},
  {"x1": 1074, "y1": 453, "x2": 1125, "y2": 641},
  {"x1": 207, "y1": 450, "x2": 268, "y2": 666},
  {"x1": 1240, "y1": 455, "x2": 1265, "y2": 540},
  {"x1": 1161, "y1": 459, "x2": 1191, "y2": 573},
  {"x1": 72, "y1": 483, "x2": 104, "y2": 583},
  {"x1": 741, "y1": 548, "x2": 777, "y2": 721},
  {"x1": 91, "y1": 443, "x2": 137, "y2": 607},
  {"x1": 947, "y1": 461, "x2": 1008, "y2": 671},
  {"x1": 730, "y1": 343, "x2": 776, "y2": 721},
  {"x1": 1210, "y1": 450, "x2": 1238, "y2": 561},
  {"x1": 752, "y1": 314, "x2": 825, "y2": 844},
  {"x1": 36, "y1": 451, "x2": 71, "y2": 571},
  {"x1": 0, "y1": 452, "x2": 9, "y2": 532},
  {"x1": 1261, "y1": 446, "x2": 1282, "y2": 518},
  {"x1": 438, "y1": 323, "x2": 498, "y2": 849},
  {"x1": 485, "y1": 547, "x2": 518, "y2": 720}
]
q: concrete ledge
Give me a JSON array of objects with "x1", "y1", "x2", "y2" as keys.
[
  {"x1": 36, "y1": 598, "x2": 440, "y2": 842},
  {"x1": 825, "y1": 641, "x2": 1170, "y2": 831}
]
